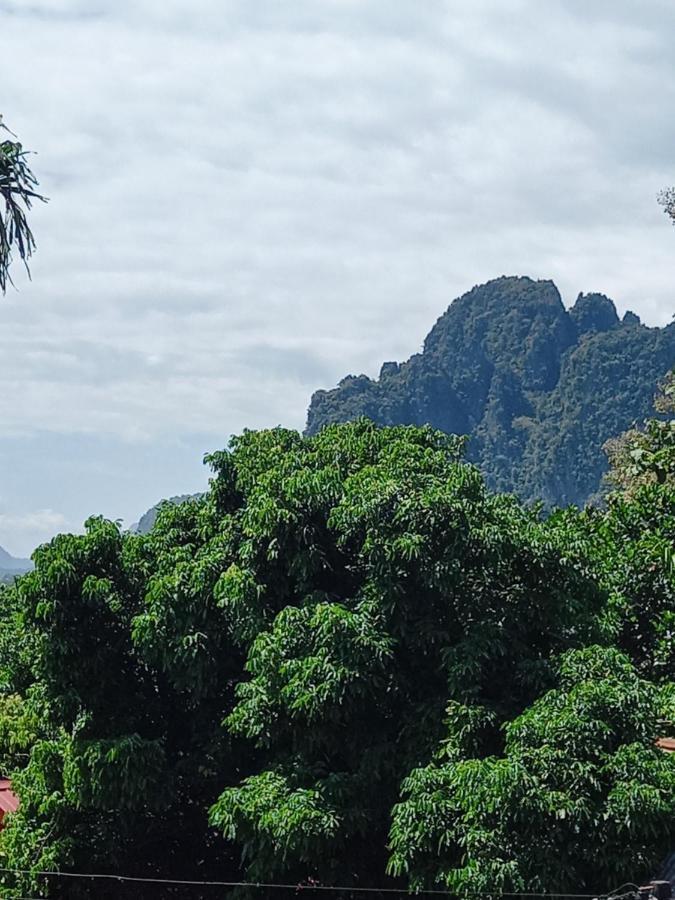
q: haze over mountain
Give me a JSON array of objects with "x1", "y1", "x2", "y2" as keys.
[
  {"x1": 130, "y1": 494, "x2": 202, "y2": 535},
  {"x1": 0, "y1": 544, "x2": 32, "y2": 582},
  {"x1": 307, "y1": 276, "x2": 675, "y2": 507}
]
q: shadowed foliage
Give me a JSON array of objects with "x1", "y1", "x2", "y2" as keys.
[{"x1": 0, "y1": 412, "x2": 673, "y2": 897}]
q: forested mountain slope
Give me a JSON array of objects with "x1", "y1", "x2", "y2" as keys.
[{"x1": 306, "y1": 276, "x2": 675, "y2": 506}]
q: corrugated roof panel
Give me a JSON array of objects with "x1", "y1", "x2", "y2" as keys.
[{"x1": 0, "y1": 779, "x2": 19, "y2": 814}]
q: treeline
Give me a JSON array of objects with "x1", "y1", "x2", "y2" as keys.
[{"x1": 0, "y1": 378, "x2": 673, "y2": 898}]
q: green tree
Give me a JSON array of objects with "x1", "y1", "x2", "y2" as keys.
[
  {"x1": 207, "y1": 423, "x2": 602, "y2": 888},
  {"x1": 582, "y1": 373, "x2": 675, "y2": 683},
  {"x1": 388, "y1": 647, "x2": 675, "y2": 894},
  {"x1": 0, "y1": 117, "x2": 45, "y2": 293},
  {"x1": 1, "y1": 421, "x2": 673, "y2": 898},
  {"x1": 604, "y1": 371, "x2": 675, "y2": 498},
  {"x1": 0, "y1": 513, "x2": 246, "y2": 898},
  {"x1": 587, "y1": 485, "x2": 675, "y2": 684}
]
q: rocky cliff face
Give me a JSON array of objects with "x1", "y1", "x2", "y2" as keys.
[{"x1": 306, "y1": 276, "x2": 675, "y2": 507}]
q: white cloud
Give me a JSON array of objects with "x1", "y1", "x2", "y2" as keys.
[
  {"x1": 0, "y1": 509, "x2": 68, "y2": 532},
  {"x1": 0, "y1": 0, "x2": 674, "y2": 549},
  {"x1": 0, "y1": 509, "x2": 72, "y2": 556}
]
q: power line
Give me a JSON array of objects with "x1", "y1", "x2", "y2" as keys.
[{"x1": 0, "y1": 867, "x2": 634, "y2": 899}]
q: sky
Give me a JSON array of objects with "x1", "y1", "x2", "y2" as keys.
[{"x1": 1, "y1": 0, "x2": 674, "y2": 556}]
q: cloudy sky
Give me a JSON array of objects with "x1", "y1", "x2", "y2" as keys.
[{"x1": 1, "y1": 0, "x2": 674, "y2": 555}]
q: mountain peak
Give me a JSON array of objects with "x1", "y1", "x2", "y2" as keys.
[
  {"x1": 0, "y1": 544, "x2": 32, "y2": 577},
  {"x1": 570, "y1": 292, "x2": 619, "y2": 334},
  {"x1": 306, "y1": 275, "x2": 674, "y2": 508},
  {"x1": 622, "y1": 310, "x2": 641, "y2": 326}
]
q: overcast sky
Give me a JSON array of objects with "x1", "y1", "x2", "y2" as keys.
[{"x1": 1, "y1": 0, "x2": 674, "y2": 555}]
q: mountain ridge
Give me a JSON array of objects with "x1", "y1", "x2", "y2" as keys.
[
  {"x1": 306, "y1": 275, "x2": 675, "y2": 507},
  {"x1": 0, "y1": 544, "x2": 32, "y2": 583},
  {"x1": 130, "y1": 494, "x2": 203, "y2": 535}
]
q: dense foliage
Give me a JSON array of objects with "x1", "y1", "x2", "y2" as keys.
[
  {"x1": 0, "y1": 406, "x2": 673, "y2": 898},
  {"x1": 306, "y1": 276, "x2": 675, "y2": 508},
  {"x1": 389, "y1": 647, "x2": 675, "y2": 893},
  {"x1": 604, "y1": 372, "x2": 675, "y2": 499}
]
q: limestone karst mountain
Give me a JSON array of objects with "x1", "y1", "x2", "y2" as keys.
[{"x1": 306, "y1": 276, "x2": 675, "y2": 507}]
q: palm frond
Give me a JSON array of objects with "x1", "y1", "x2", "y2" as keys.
[{"x1": 0, "y1": 118, "x2": 47, "y2": 294}]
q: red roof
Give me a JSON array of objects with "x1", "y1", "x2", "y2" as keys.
[
  {"x1": 0, "y1": 779, "x2": 19, "y2": 814},
  {"x1": 656, "y1": 737, "x2": 675, "y2": 753}
]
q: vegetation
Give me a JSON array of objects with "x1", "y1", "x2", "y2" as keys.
[
  {"x1": 306, "y1": 276, "x2": 675, "y2": 508},
  {"x1": 658, "y1": 187, "x2": 675, "y2": 227},
  {"x1": 0, "y1": 387, "x2": 673, "y2": 898},
  {"x1": 389, "y1": 647, "x2": 675, "y2": 893},
  {"x1": 0, "y1": 117, "x2": 45, "y2": 293},
  {"x1": 604, "y1": 372, "x2": 675, "y2": 499}
]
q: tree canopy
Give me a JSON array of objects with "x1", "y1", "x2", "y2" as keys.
[
  {"x1": 0, "y1": 410, "x2": 673, "y2": 898},
  {"x1": 604, "y1": 371, "x2": 675, "y2": 499}
]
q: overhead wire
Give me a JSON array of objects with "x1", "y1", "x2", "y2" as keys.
[{"x1": 0, "y1": 866, "x2": 646, "y2": 898}]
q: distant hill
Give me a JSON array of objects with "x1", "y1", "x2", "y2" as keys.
[
  {"x1": 306, "y1": 276, "x2": 675, "y2": 507},
  {"x1": 130, "y1": 494, "x2": 202, "y2": 535},
  {"x1": 0, "y1": 545, "x2": 32, "y2": 583}
]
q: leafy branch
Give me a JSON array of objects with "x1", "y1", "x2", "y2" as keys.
[
  {"x1": 657, "y1": 186, "x2": 675, "y2": 227},
  {"x1": 0, "y1": 117, "x2": 46, "y2": 294}
]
